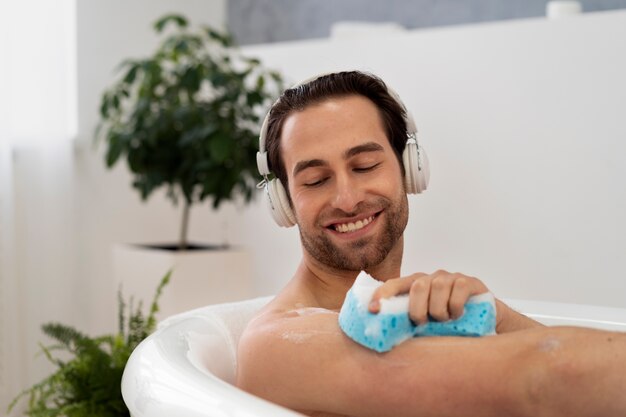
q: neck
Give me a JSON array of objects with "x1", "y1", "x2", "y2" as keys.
[
  {"x1": 295, "y1": 236, "x2": 404, "y2": 309},
  {"x1": 364, "y1": 235, "x2": 404, "y2": 281}
]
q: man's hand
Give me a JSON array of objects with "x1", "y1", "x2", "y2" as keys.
[{"x1": 368, "y1": 270, "x2": 490, "y2": 324}]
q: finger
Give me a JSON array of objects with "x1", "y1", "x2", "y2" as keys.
[
  {"x1": 369, "y1": 273, "x2": 427, "y2": 313},
  {"x1": 428, "y1": 271, "x2": 455, "y2": 322},
  {"x1": 450, "y1": 275, "x2": 489, "y2": 319},
  {"x1": 448, "y1": 275, "x2": 471, "y2": 319},
  {"x1": 467, "y1": 276, "x2": 489, "y2": 296},
  {"x1": 408, "y1": 276, "x2": 432, "y2": 324}
]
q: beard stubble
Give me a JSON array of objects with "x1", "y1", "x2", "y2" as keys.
[{"x1": 299, "y1": 194, "x2": 408, "y2": 271}]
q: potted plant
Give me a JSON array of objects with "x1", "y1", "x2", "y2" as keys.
[
  {"x1": 96, "y1": 14, "x2": 283, "y2": 315},
  {"x1": 8, "y1": 272, "x2": 170, "y2": 417},
  {"x1": 97, "y1": 13, "x2": 282, "y2": 250}
]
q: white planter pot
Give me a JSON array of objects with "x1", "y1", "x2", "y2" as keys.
[{"x1": 113, "y1": 243, "x2": 253, "y2": 319}]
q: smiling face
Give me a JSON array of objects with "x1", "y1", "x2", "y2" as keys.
[{"x1": 281, "y1": 94, "x2": 409, "y2": 272}]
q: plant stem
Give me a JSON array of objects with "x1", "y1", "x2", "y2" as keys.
[{"x1": 180, "y1": 200, "x2": 190, "y2": 251}]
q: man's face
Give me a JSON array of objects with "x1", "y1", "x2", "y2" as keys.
[{"x1": 280, "y1": 95, "x2": 409, "y2": 271}]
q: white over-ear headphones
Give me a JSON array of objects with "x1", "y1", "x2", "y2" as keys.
[{"x1": 257, "y1": 72, "x2": 430, "y2": 228}]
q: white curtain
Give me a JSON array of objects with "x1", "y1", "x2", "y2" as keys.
[
  {"x1": 0, "y1": 0, "x2": 77, "y2": 146},
  {"x1": 0, "y1": 0, "x2": 77, "y2": 414},
  {"x1": 0, "y1": 142, "x2": 20, "y2": 414}
]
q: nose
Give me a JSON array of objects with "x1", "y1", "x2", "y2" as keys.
[{"x1": 331, "y1": 173, "x2": 365, "y2": 213}]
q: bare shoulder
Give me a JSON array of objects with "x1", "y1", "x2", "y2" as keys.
[
  {"x1": 235, "y1": 291, "x2": 558, "y2": 417},
  {"x1": 236, "y1": 295, "x2": 355, "y2": 414}
]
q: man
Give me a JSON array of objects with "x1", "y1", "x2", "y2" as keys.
[{"x1": 237, "y1": 71, "x2": 626, "y2": 417}]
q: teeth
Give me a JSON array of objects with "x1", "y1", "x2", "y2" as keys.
[{"x1": 334, "y1": 215, "x2": 374, "y2": 233}]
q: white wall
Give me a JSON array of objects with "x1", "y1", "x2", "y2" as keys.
[{"x1": 238, "y1": 10, "x2": 626, "y2": 308}]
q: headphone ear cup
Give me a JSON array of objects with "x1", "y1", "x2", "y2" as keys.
[
  {"x1": 403, "y1": 141, "x2": 430, "y2": 194},
  {"x1": 402, "y1": 143, "x2": 416, "y2": 194},
  {"x1": 416, "y1": 147, "x2": 430, "y2": 193},
  {"x1": 266, "y1": 179, "x2": 296, "y2": 227}
]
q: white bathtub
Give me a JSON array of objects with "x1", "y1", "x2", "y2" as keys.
[{"x1": 121, "y1": 297, "x2": 626, "y2": 417}]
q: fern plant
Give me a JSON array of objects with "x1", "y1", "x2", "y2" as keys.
[{"x1": 8, "y1": 272, "x2": 171, "y2": 417}]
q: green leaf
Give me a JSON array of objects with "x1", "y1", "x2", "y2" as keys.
[
  {"x1": 246, "y1": 91, "x2": 263, "y2": 107},
  {"x1": 245, "y1": 57, "x2": 261, "y2": 66},
  {"x1": 105, "y1": 134, "x2": 124, "y2": 167},
  {"x1": 118, "y1": 289, "x2": 126, "y2": 337},
  {"x1": 154, "y1": 14, "x2": 188, "y2": 33},
  {"x1": 180, "y1": 123, "x2": 218, "y2": 146},
  {"x1": 205, "y1": 28, "x2": 233, "y2": 47},
  {"x1": 146, "y1": 271, "x2": 171, "y2": 331},
  {"x1": 123, "y1": 63, "x2": 140, "y2": 85},
  {"x1": 256, "y1": 75, "x2": 265, "y2": 90},
  {"x1": 209, "y1": 134, "x2": 232, "y2": 163},
  {"x1": 269, "y1": 70, "x2": 283, "y2": 83},
  {"x1": 112, "y1": 95, "x2": 120, "y2": 111},
  {"x1": 174, "y1": 39, "x2": 190, "y2": 54},
  {"x1": 99, "y1": 93, "x2": 110, "y2": 118},
  {"x1": 181, "y1": 65, "x2": 201, "y2": 92},
  {"x1": 115, "y1": 58, "x2": 137, "y2": 73}
]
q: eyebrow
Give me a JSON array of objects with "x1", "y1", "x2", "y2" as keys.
[
  {"x1": 292, "y1": 141, "x2": 384, "y2": 177},
  {"x1": 343, "y1": 142, "x2": 384, "y2": 159},
  {"x1": 293, "y1": 159, "x2": 327, "y2": 177}
]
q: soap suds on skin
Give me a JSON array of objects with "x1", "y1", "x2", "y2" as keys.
[
  {"x1": 281, "y1": 330, "x2": 337, "y2": 344},
  {"x1": 293, "y1": 307, "x2": 338, "y2": 317},
  {"x1": 538, "y1": 336, "x2": 561, "y2": 353},
  {"x1": 279, "y1": 306, "x2": 339, "y2": 343},
  {"x1": 280, "y1": 301, "x2": 340, "y2": 318}
]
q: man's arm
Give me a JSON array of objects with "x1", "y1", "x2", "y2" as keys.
[{"x1": 237, "y1": 311, "x2": 626, "y2": 417}]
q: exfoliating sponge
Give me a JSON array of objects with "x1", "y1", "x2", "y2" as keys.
[{"x1": 338, "y1": 272, "x2": 497, "y2": 352}]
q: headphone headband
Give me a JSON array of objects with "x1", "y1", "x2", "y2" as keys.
[{"x1": 258, "y1": 71, "x2": 420, "y2": 177}]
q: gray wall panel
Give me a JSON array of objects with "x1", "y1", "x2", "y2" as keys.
[{"x1": 228, "y1": 0, "x2": 626, "y2": 45}]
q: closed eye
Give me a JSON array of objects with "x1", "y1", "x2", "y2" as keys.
[
  {"x1": 353, "y1": 163, "x2": 381, "y2": 173},
  {"x1": 304, "y1": 177, "x2": 329, "y2": 187}
]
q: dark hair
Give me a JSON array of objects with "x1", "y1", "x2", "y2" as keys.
[{"x1": 263, "y1": 71, "x2": 408, "y2": 195}]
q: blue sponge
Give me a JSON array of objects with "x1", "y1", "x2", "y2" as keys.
[{"x1": 338, "y1": 272, "x2": 497, "y2": 352}]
